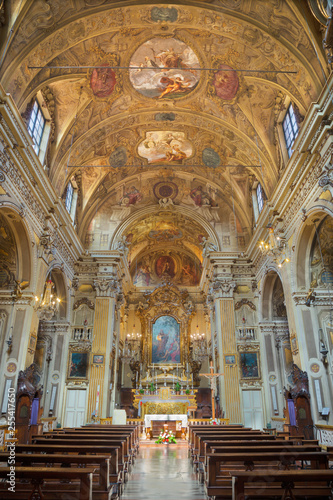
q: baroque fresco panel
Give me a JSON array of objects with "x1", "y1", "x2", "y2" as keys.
[
  {"x1": 213, "y1": 64, "x2": 239, "y2": 100},
  {"x1": 138, "y1": 131, "x2": 193, "y2": 164},
  {"x1": 152, "y1": 315, "x2": 180, "y2": 364},
  {"x1": 129, "y1": 37, "x2": 200, "y2": 99}
]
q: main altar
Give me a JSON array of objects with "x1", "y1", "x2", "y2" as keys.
[{"x1": 133, "y1": 387, "x2": 197, "y2": 419}]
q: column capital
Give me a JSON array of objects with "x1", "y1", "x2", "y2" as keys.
[
  {"x1": 93, "y1": 276, "x2": 121, "y2": 297},
  {"x1": 209, "y1": 279, "x2": 236, "y2": 299}
]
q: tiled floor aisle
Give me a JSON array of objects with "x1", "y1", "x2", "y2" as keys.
[{"x1": 122, "y1": 442, "x2": 206, "y2": 500}]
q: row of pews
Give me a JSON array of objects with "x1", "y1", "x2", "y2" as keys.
[
  {"x1": 0, "y1": 423, "x2": 139, "y2": 500},
  {"x1": 188, "y1": 424, "x2": 333, "y2": 499}
]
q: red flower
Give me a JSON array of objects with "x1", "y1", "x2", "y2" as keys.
[
  {"x1": 213, "y1": 422, "x2": 217, "y2": 425},
  {"x1": 166, "y1": 439, "x2": 169, "y2": 442}
]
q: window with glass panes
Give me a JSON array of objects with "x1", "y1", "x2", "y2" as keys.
[
  {"x1": 27, "y1": 100, "x2": 46, "y2": 155},
  {"x1": 65, "y1": 182, "x2": 74, "y2": 214},
  {"x1": 256, "y1": 183, "x2": 264, "y2": 213},
  {"x1": 282, "y1": 104, "x2": 299, "y2": 158}
]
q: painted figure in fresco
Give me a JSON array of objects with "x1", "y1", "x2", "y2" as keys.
[
  {"x1": 190, "y1": 186, "x2": 211, "y2": 207},
  {"x1": 155, "y1": 255, "x2": 175, "y2": 278},
  {"x1": 119, "y1": 186, "x2": 142, "y2": 207},
  {"x1": 134, "y1": 262, "x2": 152, "y2": 286},
  {"x1": 90, "y1": 65, "x2": 116, "y2": 98},
  {"x1": 213, "y1": 64, "x2": 239, "y2": 101},
  {"x1": 158, "y1": 76, "x2": 192, "y2": 99}
]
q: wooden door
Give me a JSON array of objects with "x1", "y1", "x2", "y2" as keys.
[{"x1": 64, "y1": 389, "x2": 87, "y2": 427}]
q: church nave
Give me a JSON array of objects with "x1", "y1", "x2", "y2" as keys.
[{"x1": 123, "y1": 443, "x2": 205, "y2": 500}]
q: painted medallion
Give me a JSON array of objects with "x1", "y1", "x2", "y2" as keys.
[
  {"x1": 213, "y1": 64, "x2": 239, "y2": 100},
  {"x1": 90, "y1": 63, "x2": 116, "y2": 98},
  {"x1": 129, "y1": 37, "x2": 200, "y2": 99},
  {"x1": 138, "y1": 131, "x2": 193, "y2": 164}
]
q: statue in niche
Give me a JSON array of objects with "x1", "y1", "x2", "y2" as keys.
[{"x1": 200, "y1": 237, "x2": 218, "y2": 257}]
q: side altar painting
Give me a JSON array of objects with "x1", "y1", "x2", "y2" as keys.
[{"x1": 152, "y1": 315, "x2": 181, "y2": 364}]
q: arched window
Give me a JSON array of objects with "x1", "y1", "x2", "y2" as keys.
[
  {"x1": 65, "y1": 178, "x2": 78, "y2": 222},
  {"x1": 28, "y1": 100, "x2": 46, "y2": 155},
  {"x1": 252, "y1": 181, "x2": 266, "y2": 223},
  {"x1": 282, "y1": 103, "x2": 299, "y2": 158}
]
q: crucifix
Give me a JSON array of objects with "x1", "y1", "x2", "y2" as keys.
[{"x1": 200, "y1": 361, "x2": 223, "y2": 419}]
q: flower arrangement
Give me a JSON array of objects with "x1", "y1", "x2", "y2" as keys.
[
  {"x1": 149, "y1": 382, "x2": 155, "y2": 393},
  {"x1": 155, "y1": 429, "x2": 177, "y2": 444},
  {"x1": 209, "y1": 418, "x2": 221, "y2": 425}
]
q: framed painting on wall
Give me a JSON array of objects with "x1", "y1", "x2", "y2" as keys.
[
  {"x1": 151, "y1": 315, "x2": 181, "y2": 364},
  {"x1": 68, "y1": 352, "x2": 89, "y2": 379},
  {"x1": 225, "y1": 354, "x2": 236, "y2": 365},
  {"x1": 239, "y1": 352, "x2": 260, "y2": 379},
  {"x1": 93, "y1": 355, "x2": 104, "y2": 364}
]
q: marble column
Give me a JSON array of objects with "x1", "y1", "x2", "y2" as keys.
[
  {"x1": 87, "y1": 276, "x2": 122, "y2": 419},
  {"x1": 210, "y1": 279, "x2": 242, "y2": 423}
]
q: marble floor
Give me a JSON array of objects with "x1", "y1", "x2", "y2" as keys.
[{"x1": 122, "y1": 442, "x2": 206, "y2": 500}]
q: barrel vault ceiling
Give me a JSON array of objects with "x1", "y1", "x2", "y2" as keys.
[{"x1": 0, "y1": 0, "x2": 326, "y2": 263}]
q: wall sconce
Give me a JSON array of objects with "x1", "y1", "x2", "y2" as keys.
[
  {"x1": 319, "y1": 334, "x2": 329, "y2": 364},
  {"x1": 6, "y1": 329, "x2": 13, "y2": 355}
]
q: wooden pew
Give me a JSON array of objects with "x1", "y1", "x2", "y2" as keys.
[
  {"x1": 32, "y1": 435, "x2": 130, "y2": 488},
  {"x1": 0, "y1": 466, "x2": 95, "y2": 500},
  {"x1": 0, "y1": 452, "x2": 111, "y2": 492},
  {"x1": 206, "y1": 452, "x2": 330, "y2": 499},
  {"x1": 15, "y1": 444, "x2": 121, "y2": 495},
  {"x1": 231, "y1": 469, "x2": 333, "y2": 500}
]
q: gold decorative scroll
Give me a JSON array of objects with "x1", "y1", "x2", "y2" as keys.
[{"x1": 144, "y1": 402, "x2": 188, "y2": 415}]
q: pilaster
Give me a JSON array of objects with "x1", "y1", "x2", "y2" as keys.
[{"x1": 209, "y1": 278, "x2": 242, "y2": 423}]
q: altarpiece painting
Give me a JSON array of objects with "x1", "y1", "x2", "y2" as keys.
[{"x1": 152, "y1": 315, "x2": 181, "y2": 364}]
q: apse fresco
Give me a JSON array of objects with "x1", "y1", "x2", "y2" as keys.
[
  {"x1": 213, "y1": 64, "x2": 239, "y2": 100},
  {"x1": 152, "y1": 315, "x2": 180, "y2": 364},
  {"x1": 129, "y1": 37, "x2": 200, "y2": 99},
  {"x1": 133, "y1": 252, "x2": 201, "y2": 287},
  {"x1": 138, "y1": 131, "x2": 193, "y2": 164}
]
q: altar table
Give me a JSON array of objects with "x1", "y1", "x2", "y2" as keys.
[{"x1": 144, "y1": 414, "x2": 188, "y2": 428}]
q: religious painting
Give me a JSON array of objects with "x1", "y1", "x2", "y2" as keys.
[
  {"x1": 93, "y1": 355, "x2": 104, "y2": 364},
  {"x1": 132, "y1": 251, "x2": 201, "y2": 287},
  {"x1": 202, "y1": 147, "x2": 221, "y2": 168},
  {"x1": 90, "y1": 63, "x2": 116, "y2": 98},
  {"x1": 68, "y1": 352, "x2": 89, "y2": 379},
  {"x1": 190, "y1": 185, "x2": 217, "y2": 207},
  {"x1": 225, "y1": 354, "x2": 236, "y2": 365},
  {"x1": 109, "y1": 146, "x2": 127, "y2": 168},
  {"x1": 119, "y1": 186, "x2": 143, "y2": 207},
  {"x1": 129, "y1": 37, "x2": 200, "y2": 99},
  {"x1": 239, "y1": 352, "x2": 260, "y2": 379},
  {"x1": 151, "y1": 7, "x2": 178, "y2": 23},
  {"x1": 152, "y1": 315, "x2": 181, "y2": 364},
  {"x1": 149, "y1": 226, "x2": 182, "y2": 242},
  {"x1": 138, "y1": 131, "x2": 193, "y2": 164},
  {"x1": 155, "y1": 255, "x2": 176, "y2": 279},
  {"x1": 213, "y1": 64, "x2": 239, "y2": 100}
]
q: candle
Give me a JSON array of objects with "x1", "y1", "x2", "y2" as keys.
[{"x1": 187, "y1": 363, "x2": 188, "y2": 372}]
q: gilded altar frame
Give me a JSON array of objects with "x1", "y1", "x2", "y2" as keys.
[{"x1": 137, "y1": 283, "x2": 194, "y2": 368}]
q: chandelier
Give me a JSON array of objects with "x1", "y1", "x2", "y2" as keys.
[
  {"x1": 34, "y1": 279, "x2": 60, "y2": 321},
  {"x1": 259, "y1": 223, "x2": 290, "y2": 267},
  {"x1": 190, "y1": 325, "x2": 208, "y2": 361},
  {"x1": 121, "y1": 324, "x2": 142, "y2": 362}
]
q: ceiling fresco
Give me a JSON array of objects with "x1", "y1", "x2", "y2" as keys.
[{"x1": 0, "y1": 1, "x2": 327, "y2": 278}]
